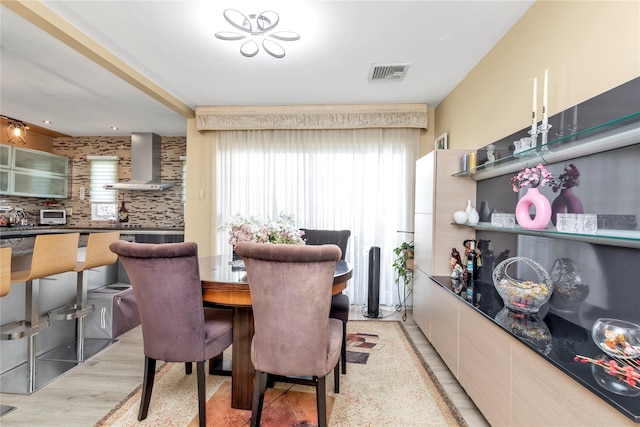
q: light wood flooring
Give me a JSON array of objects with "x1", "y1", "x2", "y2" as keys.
[{"x1": 0, "y1": 305, "x2": 489, "y2": 426}]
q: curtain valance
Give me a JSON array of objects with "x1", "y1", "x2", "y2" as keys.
[{"x1": 195, "y1": 104, "x2": 428, "y2": 132}]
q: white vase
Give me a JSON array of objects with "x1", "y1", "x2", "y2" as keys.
[
  {"x1": 467, "y1": 208, "x2": 480, "y2": 225},
  {"x1": 465, "y1": 200, "x2": 473, "y2": 215},
  {"x1": 453, "y1": 211, "x2": 468, "y2": 224}
]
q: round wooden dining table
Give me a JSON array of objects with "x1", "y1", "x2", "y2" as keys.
[{"x1": 199, "y1": 254, "x2": 353, "y2": 410}]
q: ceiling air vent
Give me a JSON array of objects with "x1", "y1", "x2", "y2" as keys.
[{"x1": 368, "y1": 63, "x2": 410, "y2": 82}]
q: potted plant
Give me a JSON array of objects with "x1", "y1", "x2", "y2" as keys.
[{"x1": 392, "y1": 241, "x2": 414, "y2": 286}]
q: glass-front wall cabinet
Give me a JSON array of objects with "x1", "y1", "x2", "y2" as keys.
[
  {"x1": 0, "y1": 145, "x2": 9, "y2": 193},
  {"x1": 0, "y1": 145, "x2": 68, "y2": 198}
]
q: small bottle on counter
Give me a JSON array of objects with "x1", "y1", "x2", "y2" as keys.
[{"x1": 118, "y1": 201, "x2": 129, "y2": 223}]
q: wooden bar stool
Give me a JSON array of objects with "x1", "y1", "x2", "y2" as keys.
[
  {"x1": 0, "y1": 247, "x2": 17, "y2": 415},
  {"x1": 1, "y1": 247, "x2": 10, "y2": 298},
  {"x1": 49, "y1": 231, "x2": 120, "y2": 362},
  {"x1": 1, "y1": 233, "x2": 80, "y2": 394}
]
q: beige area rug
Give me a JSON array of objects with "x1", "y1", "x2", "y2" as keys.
[{"x1": 96, "y1": 321, "x2": 466, "y2": 426}]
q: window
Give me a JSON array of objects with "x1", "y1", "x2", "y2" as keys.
[
  {"x1": 88, "y1": 156, "x2": 118, "y2": 221},
  {"x1": 215, "y1": 128, "x2": 419, "y2": 306}
]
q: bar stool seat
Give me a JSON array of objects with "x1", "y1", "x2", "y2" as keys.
[
  {"x1": 1, "y1": 233, "x2": 80, "y2": 394},
  {"x1": 49, "y1": 231, "x2": 120, "y2": 362}
]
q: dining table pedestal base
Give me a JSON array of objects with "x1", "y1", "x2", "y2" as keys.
[{"x1": 231, "y1": 306, "x2": 255, "y2": 410}]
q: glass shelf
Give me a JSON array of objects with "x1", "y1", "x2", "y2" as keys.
[
  {"x1": 453, "y1": 111, "x2": 640, "y2": 181},
  {"x1": 453, "y1": 222, "x2": 640, "y2": 249}
]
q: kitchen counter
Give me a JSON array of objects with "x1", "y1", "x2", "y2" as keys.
[{"x1": 0, "y1": 226, "x2": 184, "y2": 256}]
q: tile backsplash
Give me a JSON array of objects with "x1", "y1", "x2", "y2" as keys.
[{"x1": 1, "y1": 136, "x2": 186, "y2": 228}]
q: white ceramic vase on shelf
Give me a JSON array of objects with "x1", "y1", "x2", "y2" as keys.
[
  {"x1": 453, "y1": 211, "x2": 468, "y2": 224},
  {"x1": 467, "y1": 208, "x2": 480, "y2": 225},
  {"x1": 465, "y1": 200, "x2": 480, "y2": 225}
]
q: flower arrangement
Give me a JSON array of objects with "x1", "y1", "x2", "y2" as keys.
[
  {"x1": 551, "y1": 163, "x2": 580, "y2": 192},
  {"x1": 510, "y1": 163, "x2": 553, "y2": 192},
  {"x1": 220, "y1": 213, "x2": 305, "y2": 247},
  {"x1": 574, "y1": 354, "x2": 639, "y2": 391}
]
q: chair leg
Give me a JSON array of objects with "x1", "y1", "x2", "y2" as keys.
[
  {"x1": 334, "y1": 359, "x2": 340, "y2": 394},
  {"x1": 266, "y1": 373, "x2": 275, "y2": 389},
  {"x1": 138, "y1": 356, "x2": 156, "y2": 421},
  {"x1": 341, "y1": 321, "x2": 347, "y2": 374},
  {"x1": 315, "y1": 375, "x2": 327, "y2": 427},
  {"x1": 185, "y1": 362, "x2": 192, "y2": 375},
  {"x1": 208, "y1": 352, "x2": 223, "y2": 375},
  {"x1": 196, "y1": 361, "x2": 206, "y2": 427},
  {"x1": 251, "y1": 370, "x2": 267, "y2": 427}
]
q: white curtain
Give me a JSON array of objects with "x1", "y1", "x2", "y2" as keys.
[{"x1": 215, "y1": 128, "x2": 419, "y2": 307}]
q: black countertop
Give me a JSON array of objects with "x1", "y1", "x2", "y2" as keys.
[
  {"x1": 430, "y1": 275, "x2": 640, "y2": 423},
  {"x1": 0, "y1": 225, "x2": 184, "y2": 239}
]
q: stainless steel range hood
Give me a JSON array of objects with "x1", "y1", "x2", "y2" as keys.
[{"x1": 104, "y1": 132, "x2": 175, "y2": 191}]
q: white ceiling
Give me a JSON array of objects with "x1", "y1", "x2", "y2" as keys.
[{"x1": 0, "y1": 1, "x2": 535, "y2": 137}]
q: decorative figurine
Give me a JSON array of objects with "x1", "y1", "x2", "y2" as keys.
[
  {"x1": 450, "y1": 257, "x2": 464, "y2": 280},
  {"x1": 486, "y1": 144, "x2": 496, "y2": 163}
]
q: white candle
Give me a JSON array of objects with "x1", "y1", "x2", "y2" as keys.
[
  {"x1": 542, "y1": 69, "x2": 549, "y2": 126},
  {"x1": 531, "y1": 77, "x2": 537, "y2": 134}
]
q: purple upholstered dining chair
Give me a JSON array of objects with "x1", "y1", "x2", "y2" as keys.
[
  {"x1": 109, "y1": 241, "x2": 233, "y2": 427},
  {"x1": 234, "y1": 241, "x2": 342, "y2": 427},
  {"x1": 300, "y1": 228, "x2": 351, "y2": 374}
]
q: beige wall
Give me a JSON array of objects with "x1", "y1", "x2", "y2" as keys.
[
  {"x1": 184, "y1": 119, "x2": 217, "y2": 256},
  {"x1": 419, "y1": 108, "x2": 436, "y2": 158},
  {"x1": 435, "y1": 0, "x2": 640, "y2": 150}
]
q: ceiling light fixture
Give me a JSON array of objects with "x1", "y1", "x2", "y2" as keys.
[
  {"x1": 215, "y1": 9, "x2": 300, "y2": 58},
  {"x1": 3, "y1": 116, "x2": 28, "y2": 145}
]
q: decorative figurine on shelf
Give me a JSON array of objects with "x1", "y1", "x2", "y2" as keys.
[
  {"x1": 451, "y1": 248, "x2": 463, "y2": 267},
  {"x1": 463, "y1": 239, "x2": 482, "y2": 280},
  {"x1": 450, "y1": 257, "x2": 464, "y2": 280},
  {"x1": 486, "y1": 144, "x2": 496, "y2": 163},
  {"x1": 463, "y1": 240, "x2": 482, "y2": 265}
]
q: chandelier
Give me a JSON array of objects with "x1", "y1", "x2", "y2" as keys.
[{"x1": 215, "y1": 9, "x2": 300, "y2": 58}]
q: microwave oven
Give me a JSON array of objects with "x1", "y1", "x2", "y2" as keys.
[{"x1": 40, "y1": 209, "x2": 66, "y2": 225}]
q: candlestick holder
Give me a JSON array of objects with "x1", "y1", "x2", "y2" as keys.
[
  {"x1": 538, "y1": 123, "x2": 552, "y2": 151},
  {"x1": 528, "y1": 127, "x2": 539, "y2": 151}
]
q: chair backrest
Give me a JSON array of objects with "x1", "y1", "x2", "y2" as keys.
[
  {"x1": 234, "y1": 241, "x2": 341, "y2": 377},
  {"x1": 1, "y1": 247, "x2": 11, "y2": 297},
  {"x1": 11, "y1": 233, "x2": 80, "y2": 282},
  {"x1": 109, "y1": 240, "x2": 208, "y2": 362},
  {"x1": 299, "y1": 229, "x2": 350, "y2": 260},
  {"x1": 76, "y1": 231, "x2": 120, "y2": 271}
]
